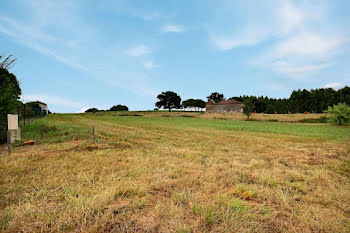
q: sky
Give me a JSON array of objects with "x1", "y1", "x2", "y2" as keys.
[{"x1": 1, "y1": 0, "x2": 350, "y2": 113}]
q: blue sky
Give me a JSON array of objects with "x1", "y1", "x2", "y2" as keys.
[{"x1": 1, "y1": 0, "x2": 349, "y2": 113}]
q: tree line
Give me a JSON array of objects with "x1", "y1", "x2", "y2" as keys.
[
  {"x1": 155, "y1": 88, "x2": 350, "y2": 113},
  {"x1": 229, "y1": 87, "x2": 350, "y2": 113},
  {"x1": 155, "y1": 91, "x2": 207, "y2": 112},
  {"x1": 85, "y1": 104, "x2": 129, "y2": 113}
]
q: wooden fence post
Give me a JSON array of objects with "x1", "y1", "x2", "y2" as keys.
[
  {"x1": 40, "y1": 124, "x2": 43, "y2": 140},
  {"x1": 7, "y1": 131, "x2": 11, "y2": 154},
  {"x1": 92, "y1": 126, "x2": 95, "y2": 143}
]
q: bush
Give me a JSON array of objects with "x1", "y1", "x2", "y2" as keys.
[
  {"x1": 243, "y1": 99, "x2": 255, "y2": 120},
  {"x1": 109, "y1": 105, "x2": 128, "y2": 111},
  {"x1": 325, "y1": 103, "x2": 350, "y2": 125},
  {"x1": 85, "y1": 108, "x2": 99, "y2": 113}
]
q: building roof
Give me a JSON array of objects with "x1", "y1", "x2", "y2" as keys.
[
  {"x1": 207, "y1": 99, "x2": 242, "y2": 105},
  {"x1": 28, "y1": 101, "x2": 47, "y2": 106}
]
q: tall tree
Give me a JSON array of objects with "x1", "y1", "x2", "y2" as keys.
[
  {"x1": 155, "y1": 91, "x2": 181, "y2": 112},
  {"x1": 207, "y1": 92, "x2": 224, "y2": 103},
  {"x1": 0, "y1": 56, "x2": 21, "y2": 142}
]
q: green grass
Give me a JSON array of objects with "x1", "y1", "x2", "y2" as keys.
[
  {"x1": 19, "y1": 117, "x2": 90, "y2": 143},
  {"x1": 72, "y1": 114, "x2": 350, "y2": 141},
  {"x1": 18, "y1": 114, "x2": 349, "y2": 146}
]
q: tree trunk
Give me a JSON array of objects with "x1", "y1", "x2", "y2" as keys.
[{"x1": 168, "y1": 107, "x2": 171, "y2": 112}]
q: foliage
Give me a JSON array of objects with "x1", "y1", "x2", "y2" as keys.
[
  {"x1": 207, "y1": 92, "x2": 224, "y2": 103},
  {"x1": 243, "y1": 99, "x2": 255, "y2": 120},
  {"x1": 0, "y1": 67, "x2": 21, "y2": 142},
  {"x1": 230, "y1": 86, "x2": 350, "y2": 114},
  {"x1": 155, "y1": 91, "x2": 181, "y2": 112},
  {"x1": 85, "y1": 108, "x2": 99, "y2": 113},
  {"x1": 109, "y1": 105, "x2": 128, "y2": 111},
  {"x1": 182, "y1": 99, "x2": 205, "y2": 111},
  {"x1": 0, "y1": 55, "x2": 16, "y2": 70},
  {"x1": 326, "y1": 103, "x2": 350, "y2": 125}
]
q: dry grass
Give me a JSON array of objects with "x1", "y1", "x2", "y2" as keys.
[
  {"x1": 101, "y1": 111, "x2": 329, "y2": 122},
  {"x1": 0, "y1": 113, "x2": 349, "y2": 232}
]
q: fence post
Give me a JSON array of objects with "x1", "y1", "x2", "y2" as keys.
[
  {"x1": 23, "y1": 104, "x2": 26, "y2": 126},
  {"x1": 40, "y1": 124, "x2": 43, "y2": 140},
  {"x1": 7, "y1": 131, "x2": 11, "y2": 154},
  {"x1": 92, "y1": 126, "x2": 95, "y2": 143}
]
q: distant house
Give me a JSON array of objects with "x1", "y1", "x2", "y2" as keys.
[
  {"x1": 206, "y1": 99, "x2": 243, "y2": 113},
  {"x1": 31, "y1": 101, "x2": 48, "y2": 115}
]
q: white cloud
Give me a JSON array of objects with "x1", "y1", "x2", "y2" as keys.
[
  {"x1": 22, "y1": 94, "x2": 83, "y2": 109},
  {"x1": 209, "y1": 0, "x2": 349, "y2": 79},
  {"x1": 143, "y1": 60, "x2": 158, "y2": 69},
  {"x1": 271, "y1": 33, "x2": 346, "y2": 59},
  {"x1": 130, "y1": 10, "x2": 172, "y2": 21},
  {"x1": 78, "y1": 107, "x2": 92, "y2": 113},
  {"x1": 278, "y1": 1, "x2": 305, "y2": 35},
  {"x1": 260, "y1": 31, "x2": 346, "y2": 78},
  {"x1": 324, "y1": 82, "x2": 344, "y2": 89},
  {"x1": 212, "y1": 35, "x2": 263, "y2": 51},
  {"x1": 0, "y1": 17, "x2": 89, "y2": 72},
  {"x1": 271, "y1": 60, "x2": 331, "y2": 77},
  {"x1": 210, "y1": 1, "x2": 318, "y2": 51},
  {"x1": 161, "y1": 24, "x2": 184, "y2": 33},
  {"x1": 125, "y1": 45, "x2": 151, "y2": 57}
]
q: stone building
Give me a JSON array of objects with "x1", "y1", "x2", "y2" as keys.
[
  {"x1": 206, "y1": 99, "x2": 243, "y2": 113},
  {"x1": 31, "y1": 101, "x2": 48, "y2": 115}
]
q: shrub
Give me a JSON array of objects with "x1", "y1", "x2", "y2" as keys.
[
  {"x1": 109, "y1": 105, "x2": 128, "y2": 111},
  {"x1": 243, "y1": 99, "x2": 255, "y2": 120},
  {"x1": 85, "y1": 108, "x2": 99, "y2": 113},
  {"x1": 325, "y1": 103, "x2": 350, "y2": 125}
]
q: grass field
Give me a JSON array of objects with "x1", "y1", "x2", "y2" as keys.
[{"x1": 1, "y1": 112, "x2": 350, "y2": 232}]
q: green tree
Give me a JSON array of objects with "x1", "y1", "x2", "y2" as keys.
[
  {"x1": 109, "y1": 105, "x2": 128, "y2": 111},
  {"x1": 243, "y1": 99, "x2": 255, "y2": 120},
  {"x1": 326, "y1": 103, "x2": 350, "y2": 125},
  {"x1": 182, "y1": 99, "x2": 195, "y2": 109},
  {"x1": 194, "y1": 99, "x2": 206, "y2": 111},
  {"x1": 85, "y1": 108, "x2": 99, "y2": 113},
  {"x1": 338, "y1": 86, "x2": 350, "y2": 105},
  {"x1": 182, "y1": 99, "x2": 205, "y2": 111},
  {"x1": 155, "y1": 91, "x2": 181, "y2": 112},
  {"x1": 0, "y1": 65, "x2": 21, "y2": 142},
  {"x1": 207, "y1": 92, "x2": 224, "y2": 103}
]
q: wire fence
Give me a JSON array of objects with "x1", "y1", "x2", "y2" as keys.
[{"x1": 16, "y1": 104, "x2": 47, "y2": 127}]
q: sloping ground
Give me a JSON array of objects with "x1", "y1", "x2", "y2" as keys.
[
  {"x1": 93, "y1": 111, "x2": 330, "y2": 122},
  {"x1": 0, "y1": 114, "x2": 349, "y2": 232}
]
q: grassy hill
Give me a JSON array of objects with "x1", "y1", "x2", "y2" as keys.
[{"x1": 1, "y1": 112, "x2": 349, "y2": 232}]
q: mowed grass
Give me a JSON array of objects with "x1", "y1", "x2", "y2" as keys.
[{"x1": 0, "y1": 113, "x2": 349, "y2": 232}]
